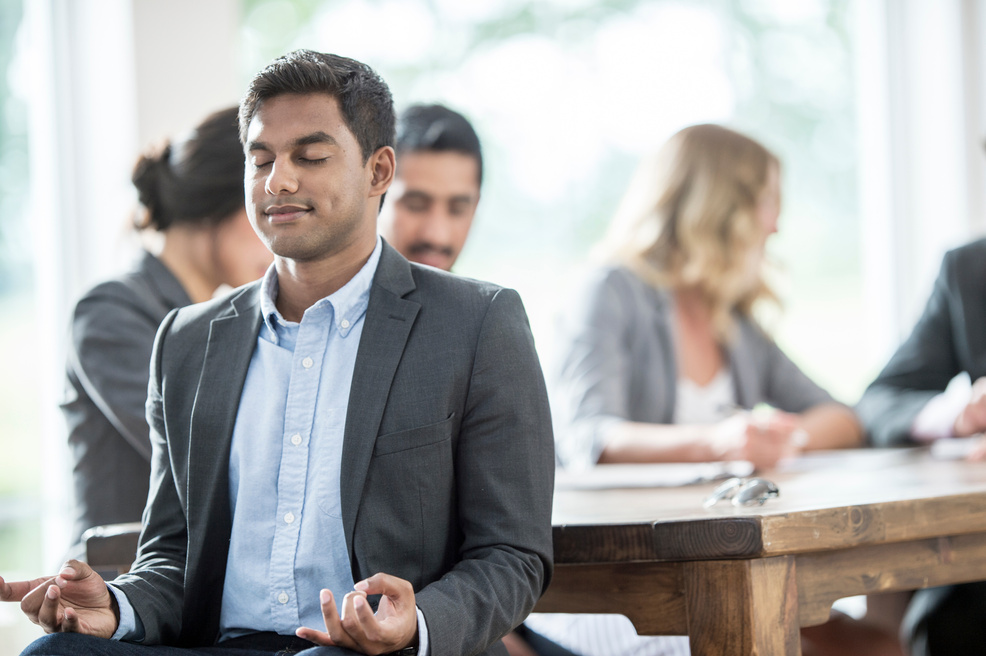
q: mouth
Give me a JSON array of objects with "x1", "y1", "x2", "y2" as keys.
[
  {"x1": 264, "y1": 204, "x2": 311, "y2": 224},
  {"x1": 408, "y1": 243, "x2": 454, "y2": 259},
  {"x1": 407, "y1": 244, "x2": 455, "y2": 270}
]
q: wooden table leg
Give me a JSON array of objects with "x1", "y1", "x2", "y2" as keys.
[
  {"x1": 684, "y1": 557, "x2": 800, "y2": 656},
  {"x1": 536, "y1": 562, "x2": 689, "y2": 635}
]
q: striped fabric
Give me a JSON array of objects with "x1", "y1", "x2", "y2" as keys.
[{"x1": 525, "y1": 613, "x2": 691, "y2": 656}]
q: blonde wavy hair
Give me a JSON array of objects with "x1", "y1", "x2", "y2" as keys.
[{"x1": 595, "y1": 123, "x2": 780, "y2": 341}]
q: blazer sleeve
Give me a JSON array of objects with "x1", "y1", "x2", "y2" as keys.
[
  {"x1": 856, "y1": 250, "x2": 967, "y2": 446},
  {"x1": 751, "y1": 325, "x2": 836, "y2": 413},
  {"x1": 414, "y1": 288, "x2": 555, "y2": 656},
  {"x1": 110, "y1": 308, "x2": 189, "y2": 645},
  {"x1": 551, "y1": 268, "x2": 641, "y2": 470},
  {"x1": 67, "y1": 284, "x2": 159, "y2": 460}
]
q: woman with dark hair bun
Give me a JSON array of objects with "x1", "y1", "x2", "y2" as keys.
[{"x1": 62, "y1": 106, "x2": 272, "y2": 555}]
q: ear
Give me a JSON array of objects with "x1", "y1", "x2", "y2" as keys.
[{"x1": 367, "y1": 146, "x2": 395, "y2": 198}]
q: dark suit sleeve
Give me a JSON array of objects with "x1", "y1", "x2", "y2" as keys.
[
  {"x1": 414, "y1": 288, "x2": 555, "y2": 656},
  {"x1": 67, "y1": 284, "x2": 157, "y2": 461},
  {"x1": 856, "y1": 250, "x2": 967, "y2": 446},
  {"x1": 110, "y1": 308, "x2": 188, "y2": 645}
]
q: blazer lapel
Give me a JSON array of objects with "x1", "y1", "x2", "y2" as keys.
[
  {"x1": 648, "y1": 286, "x2": 678, "y2": 423},
  {"x1": 185, "y1": 285, "x2": 263, "y2": 599},
  {"x1": 340, "y1": 243, "x2": 419, "y2": 559},
  {"x1": 729, "y1": 321, "x2": 758, "y2": 410}
]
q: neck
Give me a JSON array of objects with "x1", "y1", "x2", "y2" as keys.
[
  {"x1": 672, "y1": 286, "x2": 722, "y2": 385},
  {"x1": 157, "y1": 225, "x2": 220, "y2": 303},
  {"x1": 273, "y1": 236, "x2": 377, "y2": 322},
  {"x1": 673, "y1": 287, "x2": 712, "y2": 323}
]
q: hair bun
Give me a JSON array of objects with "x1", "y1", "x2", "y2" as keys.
[
  {"x1": 129, "y1": 106, "x2": 245, "y2": 232},
  {"x1": 131, "y1": 141, "x2": 178, "y2": 230}
]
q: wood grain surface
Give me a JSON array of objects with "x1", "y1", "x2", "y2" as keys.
[
  {"x1": 551, "y1": 449, "x2": 986, "y2": 562},
  {"x1": 540, "y1": 448, "x2": 986, "y2": 655}
]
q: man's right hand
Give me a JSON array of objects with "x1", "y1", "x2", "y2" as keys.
[
  {"x1": 0, "y1": 560, "x2": 119, "y2": 638},
  {"x1": 954, "y1": 377, "x2": 986, "y2": 437}
]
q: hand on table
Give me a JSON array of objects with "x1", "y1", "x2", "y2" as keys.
[
  {"x1": 712, "y1": 408, "x2": 806, "y2": 471},
  {"x1": 0, "y1": 560, "x2": 118, "y2": 638},
  {"x1": 966, "y1": 434, "x2": 986, "y2": 461},
  {"x1": 296, "y1": 572, "x2": 418, "y2": 655},
  {"x1": 954, "y1": 377, "x2": 986, "y2": 438}
]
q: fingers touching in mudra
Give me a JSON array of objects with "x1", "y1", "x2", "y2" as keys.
[
  {"x1": 0, "y1": 560, "x2": 118, "y2": 638},
  {"x1": 297, "y1": 573, "x2": 418, "y2": 656}
]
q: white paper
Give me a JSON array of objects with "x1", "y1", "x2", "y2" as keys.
[
  {"x1": 554, "y1": 461, "x2": 755, "y2": 490},
  {"x1": 930, "y1": 435, "x2": 983, "y2": 460}
]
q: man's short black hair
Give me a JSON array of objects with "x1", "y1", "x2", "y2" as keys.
[
  {"x1": 397, "y1": 104, "x2": 483, "y2": 186},
  {"x1": 239, "y1": 50, "x2": 395, "y2": 163}
]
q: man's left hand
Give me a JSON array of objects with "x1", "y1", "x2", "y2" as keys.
[{"x1": 296, "y1": 573, "x2": 418, "y2": 655}]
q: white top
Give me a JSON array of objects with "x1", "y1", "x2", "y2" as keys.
[{"x1": 673, "y1": 367, "x2": 735, "y2": 426}]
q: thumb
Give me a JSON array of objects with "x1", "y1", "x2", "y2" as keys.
[
  {"x1": 57, "y1": 560, "x2": 101, "y2": 585},
  {"x1": 354, "y1": 573, "x2": 413, "y2": 600}
]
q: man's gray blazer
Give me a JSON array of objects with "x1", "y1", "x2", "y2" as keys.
[
  {"x1": 112, "y1": 242, "x2": 555, "y2": 656},
  {"x1": 857, "y1": 238, "x2": 986, "y2": 446}
]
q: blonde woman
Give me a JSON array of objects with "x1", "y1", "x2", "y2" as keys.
[
  {"x1": 552, "y1": 123, "x2": 861, "y2": 474},
  {"x1": 530, "y1": 127, "x2": 881, "y2": 656}
]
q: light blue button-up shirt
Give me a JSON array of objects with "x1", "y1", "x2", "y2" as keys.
[
  {"x1": 219, "y1": 236, "x2": 382, "y2": 639},
  {"x1": 111, "y1": 237, "x2": 428, "y2": 651}
]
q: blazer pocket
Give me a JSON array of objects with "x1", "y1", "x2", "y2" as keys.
[{"x1": 373, "y1": 413, "x2": 455, "y2": 456}]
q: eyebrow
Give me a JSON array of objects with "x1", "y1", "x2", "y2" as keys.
[
  {"x1": 400, "y1": 190, "x2": 477, "y2": 204},
  {"x1": 401, "y1": 190, "x2": 434, "y2": 200},
  {"x1": 247, "y1": 131, "x2": 339, "y2": 152}
]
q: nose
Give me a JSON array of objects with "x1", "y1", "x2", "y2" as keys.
[
  {"x1": 264, "y1": 160, "x2": 299, "y2": 195},
  {"x1": 759, "y1": 204, "x2": 780, "y2": 239},
  {"x1": 765, "y1": 216, "x2": 778, "y2": 236},
  {"x1": 418, "y1": 209, "x2": 453, "y2": 246}
]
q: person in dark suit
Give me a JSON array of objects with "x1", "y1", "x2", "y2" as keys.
[
  {"x1": 3, "y1": 50, "x2": 554, "y2": 656},
  {"x1": 379, "y1": 103, "x2": 482, "y2": 272},
  {"x1": 857, "y1": 237, "x2": 986, "y2": 656},
  {"x1": 857, "y1": 238, "x2": 986, "y2": 447},
  {"x1": 63, "y1": 106, "x2": 272, "y2": 556}
]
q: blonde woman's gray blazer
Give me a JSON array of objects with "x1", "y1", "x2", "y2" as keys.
[{"x1": 551, "y1": 265, "x2": 834, "y2": 470}]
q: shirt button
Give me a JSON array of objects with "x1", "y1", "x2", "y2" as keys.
[
  {"x1": 302, "y1": 357, "x2": 314, "y2": 369},
  {"x1": 340, "y1": 319, "x2": 350, "y2": 329},
  {"x1": 278, "y1": 592, "x2": 289, "y2": 604},
  {"x1": 284, "y1": 512, "x2": 295, "y2": 524},
  {"x1": 290, "y1": 434, "x2": 302, "y2": 446}
]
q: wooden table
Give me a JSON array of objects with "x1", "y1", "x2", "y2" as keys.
[{"x1": 535, "y1": 448, "x2": 986, "y2": 655}]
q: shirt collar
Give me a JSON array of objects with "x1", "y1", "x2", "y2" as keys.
[{"x1": 259, "y1": 236, "x2": 383, "y2": 341}]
